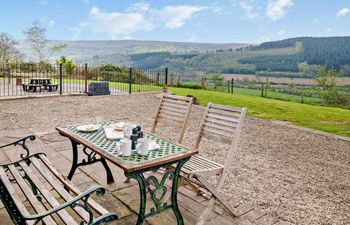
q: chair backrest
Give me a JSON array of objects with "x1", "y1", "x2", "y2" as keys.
[
  {"x1": 194, "y1": 103, "x2": 247, "y2": 189},
  {"x1": 151, "y1": 94, "x2": 194, "y2": 144}
]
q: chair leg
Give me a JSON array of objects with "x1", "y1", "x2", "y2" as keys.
[
  {"x1": 182, "y1": 177, "x2": 204, "y2": 196},
  {"x1": 196, "y1": 197, "x2": 215, "y2": 225}
]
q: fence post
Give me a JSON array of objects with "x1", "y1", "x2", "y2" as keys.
[
  {"x1": 227, "y1": 80, "x2": 230, "y2": 93},
  {"x1": 129, "y1": 67, "x2": 132, "y2": 94},
  {"x1": 165, "y1": 68, "x2": 168, "y2": 86},
  {"x1": 84, "y1": 63, "x2": 88, "y2": 94},
  {"x1": 264, "y1": 77, "x2": 269, "y2": 97},
  {"x1": 231, "y1": 78, "x2": 234, "y2": 93},
  {"x1": 169, "y1": 74, "x2": 173, "y2": 86},
  {"x1": 301, "y1": 88, "x2": 304, "y2": 103},
  {"x1": 261, "y1": 82, "x2": 264, "y2": 97},
  {"x1": 59, "y1": 63, "x2": 63, "y2": 95},
  {"x1": 156, "y1": 72, "x2": 160, "y2": 85}
]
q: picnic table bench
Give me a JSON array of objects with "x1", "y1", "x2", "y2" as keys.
[
  {"x1": 22, "y1": 84, "x2": 42, "y2": 92},
  {"x1": 0, "y1": 135, "x2": 118, "y2": 225},
  {"x1": 22, "y1": 78, "x2": 59, "y2": 92}
]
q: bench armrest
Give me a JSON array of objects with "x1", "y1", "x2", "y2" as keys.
[
  {"x1": 0, "y1": 135, "x2": 36, "y2": 159},
  {"x1": 22, "y1": 185, "x2": 118, "y2": 224},
  {"x1": 0, "y1": 135, "x2": 36, "y2": 149}
]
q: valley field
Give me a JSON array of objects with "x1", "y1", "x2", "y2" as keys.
[{"x1": 168, "y1": 87, "x2": 350, "y2": 137}]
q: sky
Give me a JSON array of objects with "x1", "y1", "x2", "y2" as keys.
[{"x1": 0, "y1": 0, "x2": 349, "y2": 44}]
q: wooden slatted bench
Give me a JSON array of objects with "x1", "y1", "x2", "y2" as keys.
[{"x1": 0, "y1": 135, "x2": 118, "y2": 225}]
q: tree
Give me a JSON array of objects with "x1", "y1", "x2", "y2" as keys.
[
  {"x1": 298, "y1": 61, "x2": 309, "y2": 72},
  {"x1": 210, "y1": 73, "x2": 224, "y2": 90},
  {"x1": 0, "y1": 32, "x2": 23, "y2": 63},
  {"x1": 288, "y1": 80, "x2": 296, "y2": 95},
  {"x1": 55, "y1": 56, "x2": 76, "y2": 76},
  {"x1": 315, "y1": 66, "x2": 344, "y2": 104},
  {"x1": 23, "y1": 21, "x2": 66, "y2": 62}
]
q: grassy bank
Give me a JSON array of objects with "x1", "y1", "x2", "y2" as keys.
[
  {"x1": 221, "y1": 87, "x2": 323, "y2": 105},
  {"x1": 168, "y1": 87, "x2": 350, "y2": 137}
]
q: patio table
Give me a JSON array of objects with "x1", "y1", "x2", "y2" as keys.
[{"x1": 56, "y1": 121, "x2": 198, "y2": 225}]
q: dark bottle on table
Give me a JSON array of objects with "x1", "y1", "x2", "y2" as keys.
[
  {"x1": 130, "y1": 128, "x2": 139, "y2": 150},
  {"x1": 136, "y1": 125, "x2": 143, "y2": 138}
]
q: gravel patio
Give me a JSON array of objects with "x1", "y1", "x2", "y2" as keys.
[{"x1": 0, "y1": 93, "x2": 349, "y2": 225}]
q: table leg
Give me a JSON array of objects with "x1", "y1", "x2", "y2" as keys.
[
  {"x1": 100, "y1": 158, "x2": 114, "y2": 184},
  {"x1": 125, "y1": 158, "x2": 189, "y2": 225},
  {"x1": 171, "y1": 159, "x2": 188, "y2": 225},
  {"x1": 67, "y1": 139, "x2": 79, "y2": 181},
  {"x1": 64, "y1": 136, "x2": 114, "y2": 184},
  {"x1": 126, "y1": 172, "x2": 147, "y2": 225}
]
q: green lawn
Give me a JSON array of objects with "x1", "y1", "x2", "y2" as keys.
[
  {"x1": 168, "y1": 87, "x2": 350, "y2": 137},
  {"x1": 224, "y1": 87, "x2": 323, "y2": 105}
]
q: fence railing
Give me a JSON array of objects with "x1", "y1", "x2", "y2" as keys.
[{"x1": 0, "y1": 63, "x2": 168, "y2": 97}]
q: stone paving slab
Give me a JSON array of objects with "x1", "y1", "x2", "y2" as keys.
[
  {"x1": 58, "y1": 148, "x2": 135, "y2": 191},
  {"x1": 0, "y1": 129, "x2": 291, "y2": 225}
]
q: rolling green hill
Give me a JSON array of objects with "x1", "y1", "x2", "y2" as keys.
[
  {"x1": 16, "y1": 36, "x2": 350, "y2": 81},
  {"x1": 86, "y1": 36, "x2": 350, "y2": 80},
  {"x1": 88, "y1": 45, "x2": 302, "y2": 81}
]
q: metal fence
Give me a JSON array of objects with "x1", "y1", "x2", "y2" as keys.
[{"x1": 0, "y1": 63, "x2": 168, "y2": 97}]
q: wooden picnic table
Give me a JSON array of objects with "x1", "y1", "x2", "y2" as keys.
[
  {"x1": 56, "y1": 121, "x2": 198, "y2": 225},
  {"x1": 22, "y1": 78, "x2": 58, "y2": 92},
  {"x1": 29, "y1": 77, "x2": 52, "y2": 85}
]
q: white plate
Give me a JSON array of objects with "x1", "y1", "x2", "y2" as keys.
[
  {"x1": 76, "y1": 124, "x2": 101, "y2": 132},
  {"x1": 104, "y1": 127, "x2": 124, "y2": 141},
  {"x1": 148, "y1": 141, "x2": 160, "y2": 151}
]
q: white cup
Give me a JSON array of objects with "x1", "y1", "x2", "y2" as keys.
[
  {"x1": 124, "y1": 123, "x2": 135, "y2": 138},
  {"x1": 118, "y1": 139, "x2": 132, "y2": 156},
  {"x1": 137, "y1": 138, "x2": 149, "y2": 156}
]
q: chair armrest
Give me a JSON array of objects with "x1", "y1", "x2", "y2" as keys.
[{"x1": 22, "y1": 185, "x2": 118, "y2": 224}]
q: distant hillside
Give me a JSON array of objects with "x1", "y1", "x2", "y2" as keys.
[
  {"x1": 247, "y1": 36, "x2": 350, "y2": 70},
  {"x1": 15, "y1": 39, "x2": 248, "y2": 60},
  {"x1": 15, "y1": 37, "x2": 350, "y2": 81}
]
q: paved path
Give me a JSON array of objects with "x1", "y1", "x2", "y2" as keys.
[{"x1": 0, "y1": 128, "x2": 289, "y2": 225}]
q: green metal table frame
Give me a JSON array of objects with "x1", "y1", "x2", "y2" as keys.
[
  {"x1": 66, "y1": 139, "x2": 115, "y2": 184},
  {"x1": 58, "y1": 123, "x2": 195, "y2": 225},
  {"x1": 125, "y1": 158, "x2": 189, "y2": 225}
]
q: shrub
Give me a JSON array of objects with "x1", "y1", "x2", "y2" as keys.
[{"x1": 176, "y1": 82, "x2": 202, "y2": 89}]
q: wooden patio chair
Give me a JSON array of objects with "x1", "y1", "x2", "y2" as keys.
[
  {"x1": 151, "y1": 93, "x2": 194, "y2": 144},
  {"x1": 124, "y1": 93, "x2": 193, "y2": 183},
  {"x1": 180, "y1": 103, "x2": 247, "y2": 225}
]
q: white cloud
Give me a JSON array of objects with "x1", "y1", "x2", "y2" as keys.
[
  {"x1": 70, "y1": 22, "x2": 88, "y2": 40},
  {"x1": 71, "y1": 3, "x2": 211, "y2": 39},
  {"x1": 337, "y1": 8, "x2": 350, "y2": 17},
  {"x1": 48, "y1": 20, "x2": 55, "y2": 27},
  {"x1": 259, "y1": 35, "x2": 272, "y2": 43},
  {"x1": 276, "y1": 29, "x2": 286, "y2": 37},
  {"x1": 326, "y1": 27, "x2": 332, "y2": 33},
  {"x1": 128, "y1": 2, "x2": 150, "y2": 12},
  {"x1": 239, "y1": 2, "x2": 258, "y2": 19},
  {"x1": 163, "y1": 5, "x2": 207, "y2": 29},
  {"x1": 36, "y1": 0, "x2": 48, "y2": 6},
  {"x1": 71, "y1": 6, "x2": 154, "y2": 39},
  {"x1": 266, "y1": 0, "x2": 294, "y2": 21}
]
